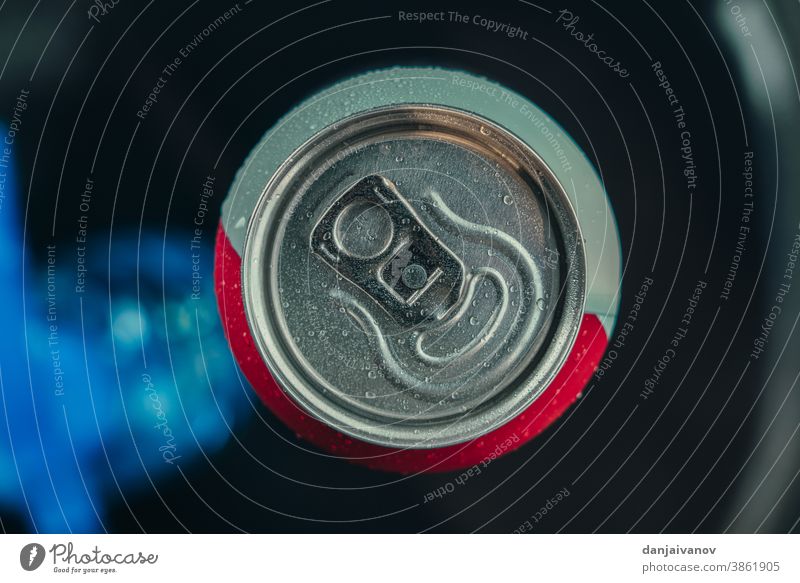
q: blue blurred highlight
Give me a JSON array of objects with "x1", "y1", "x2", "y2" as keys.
[{"x1": 0, "y1": 123, "x2": 251, "y2": 532}]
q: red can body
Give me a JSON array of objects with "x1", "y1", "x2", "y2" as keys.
[{"x1": 215, "y1": 222, "x2": 608, "y2": 473}]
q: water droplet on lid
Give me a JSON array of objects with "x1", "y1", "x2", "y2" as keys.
[
  {"x1": 503, "y1": 195, "x2": 514, "y2": 205},
  {"x1": 536, "y1": 298, "x2": 546, "y2": 310},
  {"x1": 469, "y1": 316, "x2": 478, "y2": 325}
]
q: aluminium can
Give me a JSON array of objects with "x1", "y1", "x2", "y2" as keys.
[{"x1": 214, "y1": 67, "x2": 621, "y2": 473}]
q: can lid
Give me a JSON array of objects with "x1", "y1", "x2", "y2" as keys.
[{"x1": 242, "y1": 105, "x2": 585, "y2": 449}]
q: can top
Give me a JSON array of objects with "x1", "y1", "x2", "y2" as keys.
[{"x1": 242, "y1": 104, "x2": 585, "y2": 448}]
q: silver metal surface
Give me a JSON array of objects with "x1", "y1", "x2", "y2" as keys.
[{"x1": 242, "y1": 104, "x2": 586, "y2": 448}]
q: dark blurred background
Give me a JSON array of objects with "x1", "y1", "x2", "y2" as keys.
[{"x1": 0, "y1": 0, "x2": 798, "y2": 533}]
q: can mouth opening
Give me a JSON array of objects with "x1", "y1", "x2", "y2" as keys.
[{"x1": 242, "y1": 104, "x2": 586, "y2": 449}]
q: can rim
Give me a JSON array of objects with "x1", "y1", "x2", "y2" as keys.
[{"x1": 241, "y1": 104, "x2": 587, "y2": 449}]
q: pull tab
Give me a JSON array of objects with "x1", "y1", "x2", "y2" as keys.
[{"x1": 310, "y1": 174, "x2": 464, "y2": 326}]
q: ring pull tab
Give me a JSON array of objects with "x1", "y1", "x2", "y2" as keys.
[{"x1": 310, "y1": 174, "x2": 464, "y2": 326}]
